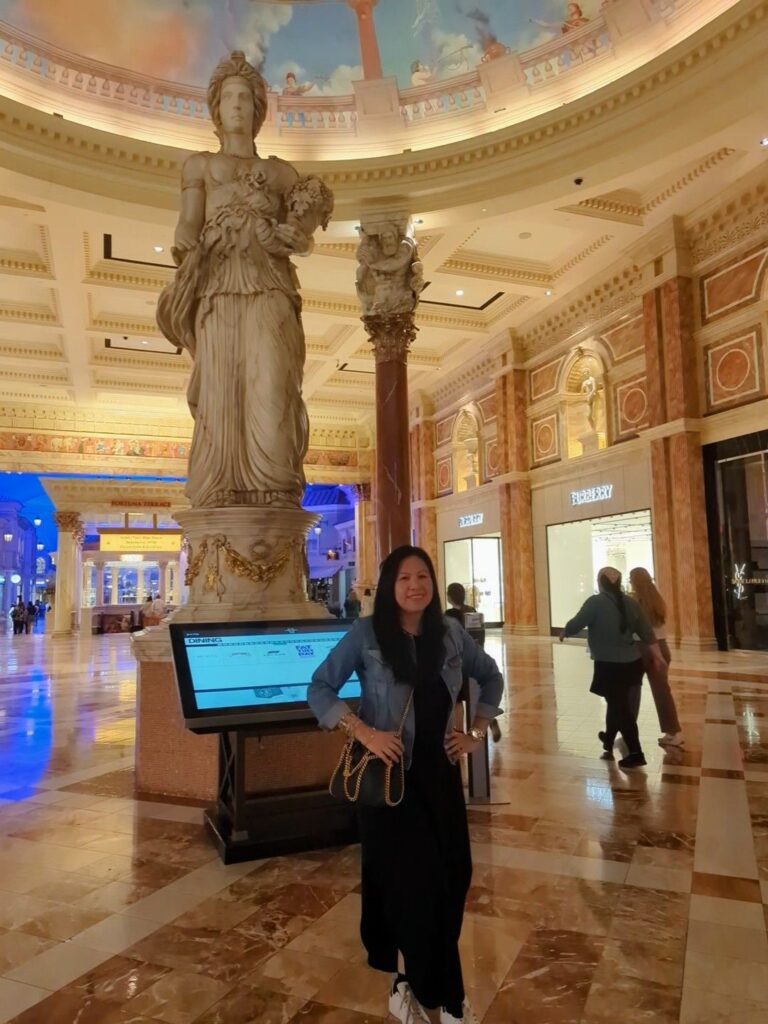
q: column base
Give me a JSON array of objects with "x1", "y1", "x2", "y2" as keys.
[
  {"x1": 502, "y1": 624, "x2": 540, "y2": 636},
  {"x1": 675, "y1": 635, "x2": 719, "y2": 653}
]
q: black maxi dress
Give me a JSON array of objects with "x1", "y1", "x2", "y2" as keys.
[{"x1": 356, "y1": 636, "x2": 472, "y2": 1013}]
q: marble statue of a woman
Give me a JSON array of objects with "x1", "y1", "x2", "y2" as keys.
[{"x1": 158, "y1": 51, "x2": 333, "y2": 510}]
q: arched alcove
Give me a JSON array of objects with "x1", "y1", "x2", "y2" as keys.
[
  {"x1": 560, "y1": 346, "x2": 608, "y2": 459},
  {"x1": 452, "y1": 407, "x2": 481, "y2": 493}
]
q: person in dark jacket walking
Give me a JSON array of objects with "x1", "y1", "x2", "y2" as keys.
[{"x1": 560, "y1": 566, "x2": 665, "y2": 769}]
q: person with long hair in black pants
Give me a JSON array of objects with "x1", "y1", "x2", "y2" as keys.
[
  {"x1": 560, "y1": 566, "x2": 665, "y2": 769},
  {"x1": 308, "y1": 545, "x2": 504, "y2": 1024}
]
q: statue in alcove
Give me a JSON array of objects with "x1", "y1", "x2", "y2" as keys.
[{"x1": 565, "y1": 350, "x2": 606, "y2": 457}]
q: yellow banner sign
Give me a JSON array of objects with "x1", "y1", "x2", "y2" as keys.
[{"x1": 99, "y1": 532, "x2": 182, "y2": 553}]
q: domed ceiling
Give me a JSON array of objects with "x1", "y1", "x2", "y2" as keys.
[{"x1": 0, "y1": 0, "x2": 657, "y2": 94}]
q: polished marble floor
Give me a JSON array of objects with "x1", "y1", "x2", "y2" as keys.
[{"x1": 0, "y1": 628, "x2": 767, "y2": 1023}]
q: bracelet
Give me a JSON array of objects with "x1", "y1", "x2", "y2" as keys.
[{"x1": 337, "y1": 713, "x2": 357, "y2": 737}]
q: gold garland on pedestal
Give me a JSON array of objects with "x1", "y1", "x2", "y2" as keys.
[{"x1": 185, "y1": 534, "x2": 298, "y2": 595}]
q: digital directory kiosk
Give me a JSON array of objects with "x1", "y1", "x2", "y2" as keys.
[{"x1": 169, "y1": 618, "x2": 360, "y2": 862}]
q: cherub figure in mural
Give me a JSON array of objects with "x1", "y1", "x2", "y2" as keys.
[
  {"x1": 355, "y1": 226, "x2": 424, "y2": 317},
  {"x1": 281, "y1": 71, "x2": 314, "y2": 97},
  {"x1": 410, "y1": 60, "x2": 434, "y2": 87},
  {"x1": 531, "y1": 3, "x2": 591, "y2": 35},
  {"x1": 157, "y1": 51, "x2": 333, "y2": 510}
]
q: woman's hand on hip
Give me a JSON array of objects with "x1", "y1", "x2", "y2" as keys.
[
  {"x1": 359, "y1": 728, "x2": 403, "y2": 767},
  {"x1": 444, "y1": 729, "x2": 482, "y2": 760}
]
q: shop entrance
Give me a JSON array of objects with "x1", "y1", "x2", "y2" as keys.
[
  {"x1": 547, "y1": 509, "x2": 654, "y2": 631},
  {"x1": 706, "y1": 435, "x2": 768, "y2": 652},
  {"x1": 443, "y1": 535, "x2": 503, "y2": 626}
]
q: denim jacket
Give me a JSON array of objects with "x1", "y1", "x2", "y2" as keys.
[{"x1": 307, "y1": 616, "x2": 504, "y2": 768}]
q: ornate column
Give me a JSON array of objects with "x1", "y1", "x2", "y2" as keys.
[
  {"x1": 52, "y1": 512, "x2": 84, "y2": 637},
  {"x1": 107, "y1": 565, "x2": 119, "y2": 602},
  {"x1": 410, "y1": 392, "x2": 438, "y2": 569},
  {"x1": 496, "y1": 346, "x2": 538, "y2": 634},
  {"x1": 357, "y1": 211, "x2": 423, "y2": 562},
  {"x1": 157, "y1": 560, "x2": 168, "y2": 601},
  {"x1": 630, "y1": 219, "x2": 716, "y2": 650},
  {"x1": 352, "y1": 483, "x2": 377, "y2": 589},
  {"x1": 346, "y1": 0, "x2": 383, "y2": 79},
  {"x1": 95, "y1": 563, "x2": 105, "y2": 606},
  {"x1": 165, "y1": 561, "x2": 175, "y2": 604}
]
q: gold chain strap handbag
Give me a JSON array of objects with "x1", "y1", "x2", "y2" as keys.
[{"x1": 329, "y1": 691, "x2": 414, "y2": 808}]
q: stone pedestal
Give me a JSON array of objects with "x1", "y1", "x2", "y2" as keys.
[
  {"x1": 172, "y1": 506, "x2": 327, "y2": 623},
  {"x1": 132, "y1": 504, "x2": 336, "y2": 801}
]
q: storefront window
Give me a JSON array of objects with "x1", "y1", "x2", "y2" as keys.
[
  {"x1": 547, "y1": 510, "x2": 654, "y2": 631},
  {"x1": 718, "y1": 450, "x2": 768, "y2": 651},
  {"x1": 444, "y1": 536, "x2": 503, "y2": 626}
]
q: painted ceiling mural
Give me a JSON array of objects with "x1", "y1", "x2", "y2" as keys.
[{"x1": 0, "y1": 0, "x2": 612, "y2": 94}]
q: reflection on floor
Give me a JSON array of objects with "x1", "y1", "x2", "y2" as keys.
[{"x1": 0, "y1": 631, "x2": 767, "y2": 1023}]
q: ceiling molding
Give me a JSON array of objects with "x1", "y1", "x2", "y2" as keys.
[{"x1": 0, "y1": 298, "x2": 60, "y2": 326}]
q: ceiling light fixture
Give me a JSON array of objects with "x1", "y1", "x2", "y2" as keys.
[
  {"x1": 36, "y1": 543, "x2": 44, "y2": 551},
  {"x1": 760, "y1": 137, "x2": 768, "y2": 147},
  {"x1": 33, "y1": 517, "x2": 42, "y2": 527},
  {"x1": 455, "y1": 289, "x2": 464, "y2": 297},
  {"x1": 153, "y1": 245, "x2": 164, "y2": 253},
  {"x1": 141, "y1": 341, "x2": 148, "y2": 345},
  {"x1": 544, "y1": 289, "x2": 553, "y2": 297}
]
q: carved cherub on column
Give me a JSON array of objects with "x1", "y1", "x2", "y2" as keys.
[{"x1": 355, "y1": 224, "x2": 424, "y2": 317}]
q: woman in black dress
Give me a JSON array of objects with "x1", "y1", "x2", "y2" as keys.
[{"x1": 308, "y1": 545, "x2": 504, "y2": 1024}]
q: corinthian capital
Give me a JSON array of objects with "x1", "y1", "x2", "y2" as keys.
[
  {"x1": 54, "y1": 511, "x2": 85, "y2": 546},
  {"x1": 362, "y1": 313, "x2": 418, "y2": 364}
]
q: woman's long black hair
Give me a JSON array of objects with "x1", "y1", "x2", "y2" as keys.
[
  {"x1": 598, "y1": 569, "x2": 629, "y2": 634},
  {"x1": 373, "y1": 545, "x2": 446, "y2": 684}
]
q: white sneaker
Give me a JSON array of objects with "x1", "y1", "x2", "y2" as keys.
[
  {"x1": 440, "y1": 1000, "x2": 479, "y2": 1024},
  {"x1": 658, "y1": 732, "x2": 685, "y2": 748},
  {"x1": 389, "y1": 978, "x2": 429, "y2": 1023}
]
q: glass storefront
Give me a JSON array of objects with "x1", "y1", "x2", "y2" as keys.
[
  {"x1": 443, "y1": 535, "x2": 503, "y2": 626},
  {"x1": 547, "y1": 509, "x2": 654, "y2": 631},
  {"x1": 706, "y1": 433, "x2": 768, "y2": 651}
]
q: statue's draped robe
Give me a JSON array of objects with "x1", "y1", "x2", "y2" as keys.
[{"x1": 158, "y1": 165, "x2": 308, "y2": 509}]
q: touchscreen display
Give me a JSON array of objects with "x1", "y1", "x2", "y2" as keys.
[{"x1": 173, "y1": 623, "x2": 360, "y2": 719}]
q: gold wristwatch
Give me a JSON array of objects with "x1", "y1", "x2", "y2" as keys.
[{"x1": 468, "y1": 727, "x2": 486, "y2": 742}]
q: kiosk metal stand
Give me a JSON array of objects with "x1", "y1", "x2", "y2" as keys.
[{"x1": 205, "y1": 722, "x2": 356, "y2": 863}]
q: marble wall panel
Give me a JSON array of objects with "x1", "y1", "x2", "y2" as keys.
[
  {"x1": 484, "y1": 437, "x2": 499, "y2": 481},
  {"x1": 701, "y1": 244, "x2": 768, "y2": 323},
  {"x1": 704, "y1": 327, "x2": 764, "y2": 412},
  {"x1": 601, "y1": 313, "x2": 645, "y2": 364},
  {"x1": 531, "y1": 412, "x2": 560, "y2": 466},
  {"x1": 435, "y1": 412, "x2": 457, "y2": 447},
  {"x1": 435, "y1": 454, "x2": 453, "y2": 495},
  {"x1": 615, "y1": 376, "x2": 650, "y2": 438},
  {"x1": 530, "y1": 356, "x2": 563, "y2": 402},
  {"x1": 477, "y1": 391, "x2": 497, "y2": 423}
]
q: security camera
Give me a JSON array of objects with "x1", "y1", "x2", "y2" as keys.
[{"x1": 573, "y1": 177, "x2": 584, "y2": 186}]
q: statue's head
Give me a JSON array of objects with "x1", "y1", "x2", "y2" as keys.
[
  {"x1": 379, "y1": 226, "x2": 400, "y2": 256},
  {"x1": 208, "y1": 51, "x2": 268, "y2": 141}
]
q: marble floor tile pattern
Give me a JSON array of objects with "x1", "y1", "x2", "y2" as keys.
[{"x1": 0, "y1": 630, "x2": 766, "y2": 1022}]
